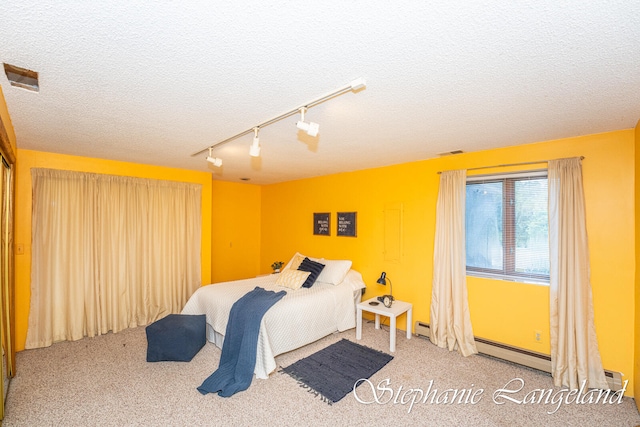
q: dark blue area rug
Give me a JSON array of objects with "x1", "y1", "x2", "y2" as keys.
[{"x1": 280, "y1": 338, "x2": 393, "y2": 404}]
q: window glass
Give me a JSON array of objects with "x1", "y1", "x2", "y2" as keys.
[
  {"x1": 514, "y1": 178, "x2": 548, "y2": 277},
  {"x1": 465, "y1": 173, "x2": 549, "y2": 283},
  {"x1": 466, "y1": 181, "x2": 503, "y2": 270}
]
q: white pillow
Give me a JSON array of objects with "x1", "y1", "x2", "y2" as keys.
[
  {"x1": 316, "y1": 259, "x2": 353, "y2": 285},
  {"x1": 341, "y1": 269, "x2": 366, "y2": 292},
  {"x1": 275, "y1": 269, "x2": 311, "y2": 290}
]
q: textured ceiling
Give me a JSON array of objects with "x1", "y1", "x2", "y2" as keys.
[{"x1": 1, "y1": 1, "x2": 639, "y2": 184}]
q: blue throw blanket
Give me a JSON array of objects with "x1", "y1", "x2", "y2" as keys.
[{"x1": 197, "y1": 286, "x2": 286, "y2": 397}]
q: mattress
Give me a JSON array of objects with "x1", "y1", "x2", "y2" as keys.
[{"x1": 181, "y1": 269, "x2": 366, "y2": 378}]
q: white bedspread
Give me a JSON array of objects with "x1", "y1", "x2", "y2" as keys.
[{"x1": 181, "y1": 269, "x2": 366, "y2": 379}]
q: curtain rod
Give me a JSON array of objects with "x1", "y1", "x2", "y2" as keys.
[{"x1": 437, "y1": 156, "x2": 584, "y2": 174}]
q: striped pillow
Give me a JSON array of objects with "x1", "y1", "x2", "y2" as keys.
[
  {"x1": 275, "y1": 269, "x2": 311, "y2": 290},
  {"x1": 297, "y1": 257, "x2": 325, "y2": 288}
]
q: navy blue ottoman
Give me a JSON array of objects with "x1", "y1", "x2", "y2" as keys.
[{"x1": 146, "y1": 314, "x2": 206, "y2": 362}]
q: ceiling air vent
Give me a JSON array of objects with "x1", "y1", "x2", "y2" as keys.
[
  {"x1": 3, "y1": 63, "x2": 39, "y2": 92},
  {"x1": 438, "y1": 150, "x2": 464, "y2": 156}
]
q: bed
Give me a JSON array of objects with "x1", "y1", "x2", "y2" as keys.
[{"x1": 181, "y1": 256, "x2": 366, "y2": 379}]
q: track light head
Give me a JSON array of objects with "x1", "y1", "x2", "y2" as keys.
[
  {"x1": 296, "y1": 107, "x2": 319, "y2": 137},
  {"x1": 249, "y1": 128, "x2": 261, "y2": 157},
  {"x1": 206, "y1": 147, "x2": 223, "y2": 167},
  {"x1": 249, "y1": 139, "x2": 261, "y2": 157},
  {"x1": 296, "y1": 120, "x2": 320, "y2": 137},
  {"x1": 206, "y1": 156, "x2": 222, "y2": 167}
]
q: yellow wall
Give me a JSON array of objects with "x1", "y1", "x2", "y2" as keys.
[
  {"x1": 261, "y1": 129, "x2": 635, "y2": 394},
  {"x1": 635, "y1": 119, "x2": 640, "y2": 408},
  {"x1": 211, "y1": 180, "x2": 261, "y2": 282},
  {"x1": 14, "y1": 149, "x2": 213, "y2": 351}
]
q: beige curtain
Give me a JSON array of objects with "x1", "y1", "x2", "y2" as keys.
[
  {"x1": 26, "y1": 169, "x2": 201, "y2": 349},
  {"x1": 548, "y1": 158, "x2": 608, "y2": 390},
  {"x1": 430, "y1": 170, "x2": 477, "y2": 357}
]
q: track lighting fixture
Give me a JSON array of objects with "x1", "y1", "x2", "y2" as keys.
[
  {"x1": 296, "y1": 107, "x2": 320, "y2": 137},
  {"x1": 192, "y1": 77, "x2": 367, "y2": 168},
  {"x1": 249, "y1": 127, "x2": 261, "y2": 157},
  {"x1": 206, "y1": 147, "x2": 222, "y2": 167}
]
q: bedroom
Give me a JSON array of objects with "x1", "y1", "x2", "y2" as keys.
[
  {"x1": 0, "y1": 1, "x2": 639, "y2": 423},
  {"x1": 6, "y1": 110, "x2": 640, "y2": 412}
]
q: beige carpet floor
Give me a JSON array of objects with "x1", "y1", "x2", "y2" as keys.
[{"x1": 3, "y1": 321, "x2": 639, "y2": 427}]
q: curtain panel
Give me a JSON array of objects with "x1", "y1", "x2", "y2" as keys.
[
  {"x1": 430, "y1": 170, "x2": 478, "y2": 357},
  {"x1": 548, "y1": 158, "x2": 608, "y2": 390},
  {"x1": 26, "y1": 169, "x2": 202, "y2": 349}
]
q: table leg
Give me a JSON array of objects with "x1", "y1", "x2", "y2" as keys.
[
  {"x1": 375, "y1": 314, "x2": 380, "y2": 330},
  {"x1": 356, "y1": 307, "x2": 362, "y2": 340},
  {"x1": 390, "y1": 315, "x2": 397, "y2": 352},
  {"x1": 406, "y1": 307, "x2": 412, "y2": 339}
]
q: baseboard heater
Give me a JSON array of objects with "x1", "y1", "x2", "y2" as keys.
[{"x1": 414, "y1": 321, "x2": 623, "y2": 391}]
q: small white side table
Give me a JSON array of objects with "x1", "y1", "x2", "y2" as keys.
[{"x1": 356, "y1": 297, "x2": 412, "y2": 352}]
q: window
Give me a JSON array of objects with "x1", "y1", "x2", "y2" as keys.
[{"x1": 465, "y1": 171, "x2": 549, "y2": 283}]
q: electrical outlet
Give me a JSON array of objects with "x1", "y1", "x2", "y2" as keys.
[{"x1": 535, "y1": 330, "x2": 542, "y2": 342}]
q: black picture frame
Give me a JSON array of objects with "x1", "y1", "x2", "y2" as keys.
[
  {"x1": 313, "y1": 212, "x2": 331, "y2": 236},
  {"x1": 337, "y1": 212, "x2": 357, "y2": 237}
]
